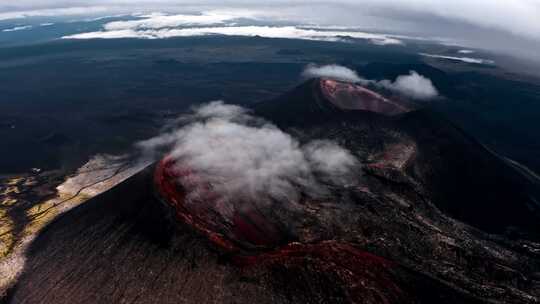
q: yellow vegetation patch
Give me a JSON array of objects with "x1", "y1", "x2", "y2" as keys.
[
  {"x1": 25, "y1": 207, "x2": 56, "y2": 235},
  {"x1": 5, "y1": 178, "x2": 23, "y2": 186},
  {"x1": 0, "y1": 209, "x2": 14, "y2": 258},
  {"x1": 0, "y1": 186, "x2": 20, "y2": 196},
  {"x1": 1, "y1": 157, "x2": 140, "y2": 294},
  {"x1": 0, "y1": 192, "x2": 92, "y2": 259},
  {"x1": 24, "y1": 193, "x2": 90, "y2": 235},
  {"x1": 1, "y1": 198, "x2": 17, "y2": 207}
]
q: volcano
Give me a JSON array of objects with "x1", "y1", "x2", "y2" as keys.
[{"x1": 4, "y1": 79, "x2": 540, "y2": 304}]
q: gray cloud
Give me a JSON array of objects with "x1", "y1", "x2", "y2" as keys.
[
  {"x1": 2, "y1": 1, "x2": 539, "y2": 38},
  {"x1": 137, "y1": 101, "x2": 360, "y2": 206},
  {"x1": 0, "y1": 6, "x2": 111, "y2": 20}
]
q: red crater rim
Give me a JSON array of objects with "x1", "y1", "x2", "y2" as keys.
[
  {"x1": 153, "y1": 157, "x2": 407, "y2": 303},
  {"x1": 154, "y1": 156, "x2": 294, "y2": 253},
  {"x1": 320, "y1": 78, "x2": 411, "y2": 115}
]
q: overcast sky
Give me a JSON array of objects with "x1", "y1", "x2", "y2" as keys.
[{"x1": 1, "y1": 0, "x2": 539, "y2": 61}]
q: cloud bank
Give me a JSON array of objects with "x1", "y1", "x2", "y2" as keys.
[
  {"x1": 420, "y1": 53, "x2": 495, "y2": 65},
  {"x1": 61, "y1": 13, "x2": 403, "y2": 45},
  {"x1": 2, "y1": 25, "x2": 32, "y2": 32},
  {"x1": 102, "y1": 11, "x2": 240, "y2": 30},
  {"x1": 138, "y1": 101, "x2": 359, "y2": 205},
  {"x1": 62, "y1": 25, "x2": 403, "y2": 45}
]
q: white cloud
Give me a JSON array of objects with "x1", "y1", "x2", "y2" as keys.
[
  {"x1": 304, "y1": 140, "x2": 359, "y2": 186},
  {"x1": 138, "y1": 101, "x2": 360, "y2": 207},
  {"x1": 2, "y1": 25, "x2": 32, "y2": 32},
  {"x1": 302, "y1": 64, "x2": 364, "y2": 83},
  {"x1": 79, "y1": 13, "x2": 131, "y2": 22},
  {"x1": 62, "y1": 17, "x2": 404, "y2": 45},
  {"x1": 302, "y1": 64, "x2": 439, "y2": 100},
  {"x1": 378, "y1": 71, "x2": 439, "y2": 100},
  {"x1": 63, "y1": 29, "x2": 142, "y2": 39},
  {"x1": 102, "y1": 11, "x2": 241, "y2": 30},
  {"x1": 420, "y1": 53, "x2": 495, "y2": 65},
  {"x1": 458, "y1": 49, "x2": 475, "y2": 54}
]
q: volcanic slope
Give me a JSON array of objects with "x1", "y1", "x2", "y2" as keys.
[
  {"x1": 4, "y1": 79, "x2": 540, "y2": 304},
  {"x1": 256, "y1": 78, "x2": 540, "y2": 238}
]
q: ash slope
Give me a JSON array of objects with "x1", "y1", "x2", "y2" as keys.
[
  {"x1": 4, "y1": 79, "x2": 540, "y2": 304},
  {"x1": 4, "y1": 164, "x2": 478, "y2": 304}
]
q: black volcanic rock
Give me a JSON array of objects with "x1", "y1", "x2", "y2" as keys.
[
  {"x1": 256, "y1": 78, "x2": 540, "y2": 240},
  {"x1": 4, "y1": 165, "x2": 483, "y2": 304},
  {"x1": 5, "y1": 79, "x2": 540, "y2": 304},
  {"x1": 400, "y1": 110, "x2": 540, "y2": 237}
]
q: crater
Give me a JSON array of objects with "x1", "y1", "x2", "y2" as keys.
[
  {"x1": 320, "y1": 78, "x2": 411, "y2": 115},
  {"x1": 154, "y1": 156, "x2": 295, "y2": 252}
]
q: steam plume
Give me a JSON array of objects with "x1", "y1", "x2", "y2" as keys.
[
  {"x1": 137, "y1": 101, "x2": 359, "y2": 204},
  {"x1": 302, "y1": 64, "x2": 364, "y2": 83},
  {"x1": 378, "y1": 71, "x2": 439, "y2": 100}
]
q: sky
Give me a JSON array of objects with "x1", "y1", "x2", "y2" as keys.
[{"x1": 0, "y1": 1, "x2": 539, "y2": 61}]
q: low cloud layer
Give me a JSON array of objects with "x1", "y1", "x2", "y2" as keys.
[
  {"x1": 1, "y1": 1, "x2": 540, "y2": 61},
  {"x1": 420, "y1": 53, "x2": 495, "y2": 65},
  {"x1": 62, "y1": 13, "x2": 403, "y2": 45},
  {"x1": 2, "y1": 25, "x2": 32, "y2": 32},
  {"x1": 302, "y1": 64, "x2": 439, "y2": 100},
  {"x1": 103, "y1": 12, "x2": 237, "y2": 30},
  {"x1": 138, "y1": 101, "x2": 359, "y2": 205},
  {"x1": 62, "y1": 25, "x2": 402, "y2": 45},
  {"x1": 0, "y1": 6, "x2": 111, "y2": 21}
]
